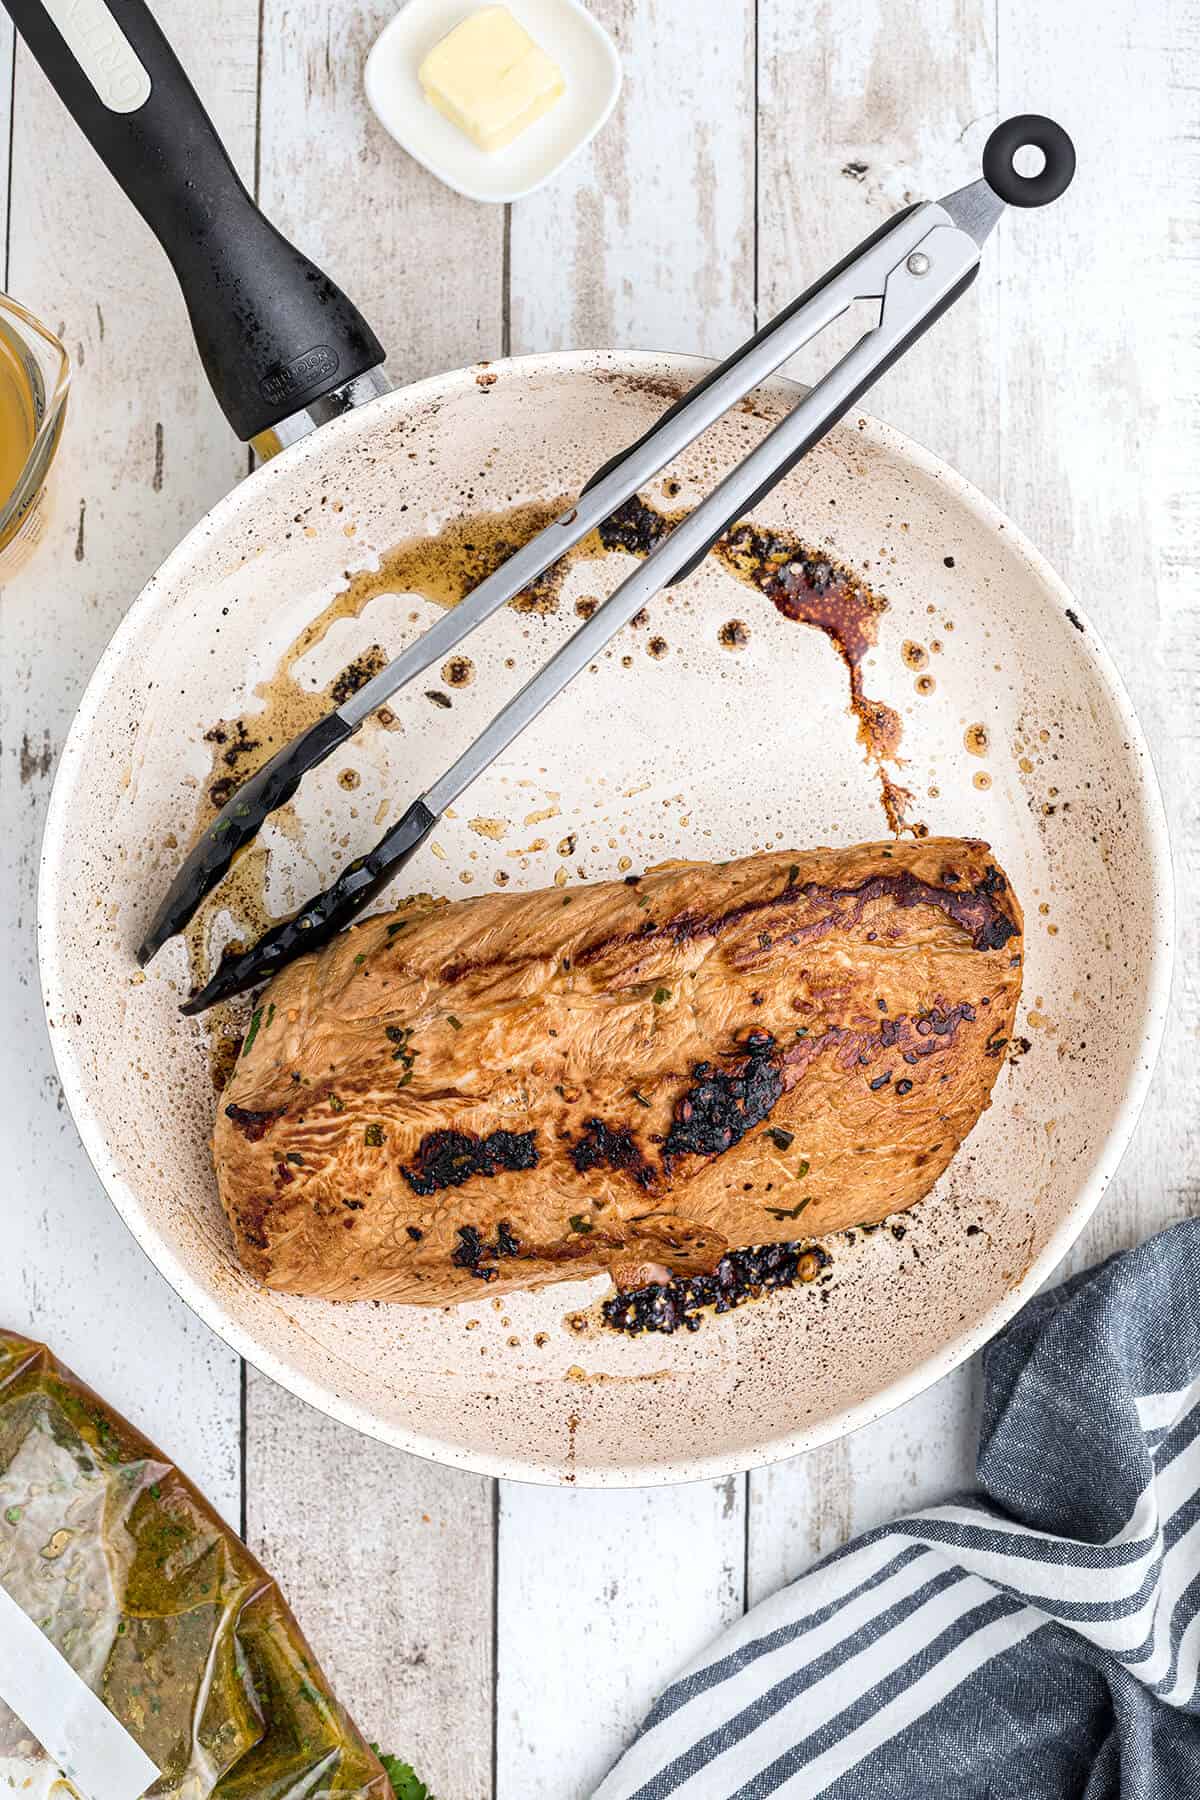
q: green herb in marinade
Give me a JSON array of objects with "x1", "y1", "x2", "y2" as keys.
[
  {"x1": 372, "y1": 1749, "x2": 437, "y2": 1800},
  {"x1": 0, "y1": 1331, "x2": 391, "y2": 1797}
]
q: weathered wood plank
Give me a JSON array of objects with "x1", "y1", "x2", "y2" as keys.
[
  {"x1": 756, "y1": 0, "x2": 1000, "y2": 490},
  {"x1": 0, "y1": 1, "x2": 251, "y2": 1520},
  {"x1": 243, "y1": 5, "x2": 505, "y2": 1790},
  {"x1": 510, "y1": 0, "x2": 756, "y2": 358},
  {"x1": 496, "y1": 1477, "x2": 746, "y2": 1800},
  {"x1": 245, "y1": 1401, "x2": 495, "y2": 1799},
  {"x1": 748, "y1": 1374, "x2": 979, "y2": 1606},
  {"x1": 496, "y1": 9, "x2": 757, "y2": 1795}
]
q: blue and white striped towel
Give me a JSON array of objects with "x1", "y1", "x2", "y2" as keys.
[{"x1": 598, "y1": 1219, "x2": 1200, "y2": 1798}]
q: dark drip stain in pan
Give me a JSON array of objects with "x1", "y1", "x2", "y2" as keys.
[
  {"x1": 713, "y1": 523, "x2": 921, "y2": 834},
  {"x1": 602, "y1": 1240, "x2": 832, "y2": 1335},
  {"x1": 186, "y1": 493, "x2": 916, "y2": 993},
  {"x1": 592, "y1": 503, "x2": 920, "y2": 832}
]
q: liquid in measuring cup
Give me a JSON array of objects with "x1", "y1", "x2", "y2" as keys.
[
  {"x1": 0, "y1": 297, "x2": 70, "y2": 576},
  {"x1": 0, "y1": 326, "x2": 37, "y2": 498}
]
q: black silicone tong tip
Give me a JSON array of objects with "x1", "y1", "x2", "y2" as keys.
[
  {"x1": 180, "y1": 798, "x2": 437, "y2": 1014},
  {"x1": 982, "y1": 115, "x2": 1075, "y2": 208},
  {"x1": 138, "y1": 713, "x2": 354, "y2": 967}
]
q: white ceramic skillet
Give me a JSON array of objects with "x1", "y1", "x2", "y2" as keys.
[
  {"x1": 17, "y1": 0, "x2": 1173, "y2": 1483},
  {"x1": 38, "y1": 347, "x2": 1173, "y2": 1485}
]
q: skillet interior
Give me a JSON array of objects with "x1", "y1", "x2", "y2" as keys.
[{"x1": 36, "y1": 352, "x2": 1172, "y2": 1485}]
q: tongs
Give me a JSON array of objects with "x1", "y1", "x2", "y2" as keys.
[{"x1": 142, "y1": 115, "x2": 1074, "y2": 1013}]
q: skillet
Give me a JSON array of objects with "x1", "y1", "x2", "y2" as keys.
[{"x1": 14, "y1": 0, "x2": 1173, "y2": 1482}]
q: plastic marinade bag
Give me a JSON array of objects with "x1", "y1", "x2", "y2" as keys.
[{"x1": 0, "y1": 1329, "x2": 401, "y2": 1800}]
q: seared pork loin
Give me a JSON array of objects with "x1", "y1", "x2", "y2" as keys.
[{"x1": 214, "y1": 837, "x2": 1022, "y2": 1305}]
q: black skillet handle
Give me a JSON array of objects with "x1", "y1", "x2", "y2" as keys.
[{"x1": 2, "y1": 0, "x2": 385, "y2": 441}]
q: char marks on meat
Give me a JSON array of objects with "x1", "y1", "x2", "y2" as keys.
[
  {"x1": 402, "y1": 1128, "x2": 538, "y2": 1197},
  {"x1": 571, "y1": 1119, "x2": 655, "y2": 1189},
  {"x1": 664, "y1": 1033, "x2": 783, "y2": 1166},
  {"x1": 450, "y1": 1220, "x2": 523, "y2": 1281},
  {"x1": 573, "y1": 864, "x2": 1018, "y2": 971},
  {"x1": 212, "y1": 838, "x2": 1024, "y2": 1306},
  {"x1": 223, "y1": 1102, "x2": 282, "y2": 1142}
]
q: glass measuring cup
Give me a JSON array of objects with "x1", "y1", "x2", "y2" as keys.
[{"x1": 0, "y1": 295, "x2": 70, "y2": 578}]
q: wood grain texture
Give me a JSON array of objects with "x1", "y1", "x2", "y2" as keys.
[
  {"x1": 509, "y1": 0, "x2": 756, "y2": 358},
  {"x1": 747, "y1": 1372, "x2": 980, "y2": 1607},
  {"x1": 756, "y1": 0, "x2": 1000, "y2": 491},
  {"x1": 0, "y1": 0, "x2": 248, "y2": 1524},
  {"x1": 245, "y1": 1397, "x2": 495, "y2": 1799},
  {"x1": 243, "y1": 6, "x2": 501, "y2": 1790},
  {"x1": 496, "y1": 1476, "x2": 746, "y2": 1800}
]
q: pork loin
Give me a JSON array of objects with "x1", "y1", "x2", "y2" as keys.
[{"x1": 213, "y1": 837, "x2": 1023, "y2": 1304}]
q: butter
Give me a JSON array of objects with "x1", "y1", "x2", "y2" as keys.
[{"x1": 419, "y1": 6, "x2": 565, "y2": 153}]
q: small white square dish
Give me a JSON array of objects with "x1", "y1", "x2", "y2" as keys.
[{"x1": 365, "y1": 0, "x2": 622, "y2": 204}]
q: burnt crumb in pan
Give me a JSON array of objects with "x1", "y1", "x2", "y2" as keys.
[
  {"x1": 401, "y1": 1127, "x2": 538, "y2": 1197},
  {"x1": 602, "y1": 1240, "x2": 832, "y2": 1335},
  {"x1": 204, "y1": 720, "x2": 262, "y2": 810},
  {"x1": 329, "y1": 645, "x2": 388, "y2": 705},
  {"x1": 596, "y1": 494, "x2": 672, "y2": 557}
]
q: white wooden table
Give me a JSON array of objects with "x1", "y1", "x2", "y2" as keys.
[{"x1": 1, "y1": 3, "x2": 1196, "y2": 1794}]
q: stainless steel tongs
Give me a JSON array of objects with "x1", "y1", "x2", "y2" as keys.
[{"x1": 143, "y1": 115, "x2": 1075, "y2": 1012}]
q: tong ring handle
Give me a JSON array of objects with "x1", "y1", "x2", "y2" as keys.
[{"x1": 983, "y1": 114, "x2": 1075, "y2": 208}]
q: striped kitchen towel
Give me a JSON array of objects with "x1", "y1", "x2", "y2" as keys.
[{"x1": 597, "y1": 1219, "x2": 1200, "y2": 1799}]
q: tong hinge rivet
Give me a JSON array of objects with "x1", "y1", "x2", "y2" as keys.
[{"x1": 906, "y1": 251, "x2": 931, "y2": 276}]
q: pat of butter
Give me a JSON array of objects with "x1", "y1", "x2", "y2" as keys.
[{"x1": 419, "y1": 6, "x2": 565, "y2": 153}]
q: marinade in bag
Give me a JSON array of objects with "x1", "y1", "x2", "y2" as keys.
[{"x1": 0, "y1": 1330, "x2": 391, "y2": 1798}]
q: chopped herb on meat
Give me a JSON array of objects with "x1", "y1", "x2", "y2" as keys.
[
  {"x1": 765, "y1": 1197, "x2": 811, "y2": 1220},
  {"x1": 240, "y1": 1008, "x2": 264, "y2": 1057}
]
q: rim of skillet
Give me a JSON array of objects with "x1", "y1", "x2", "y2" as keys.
[{"x1": 36, "y1": 348, "x2": 1175, "y2": 1487}]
